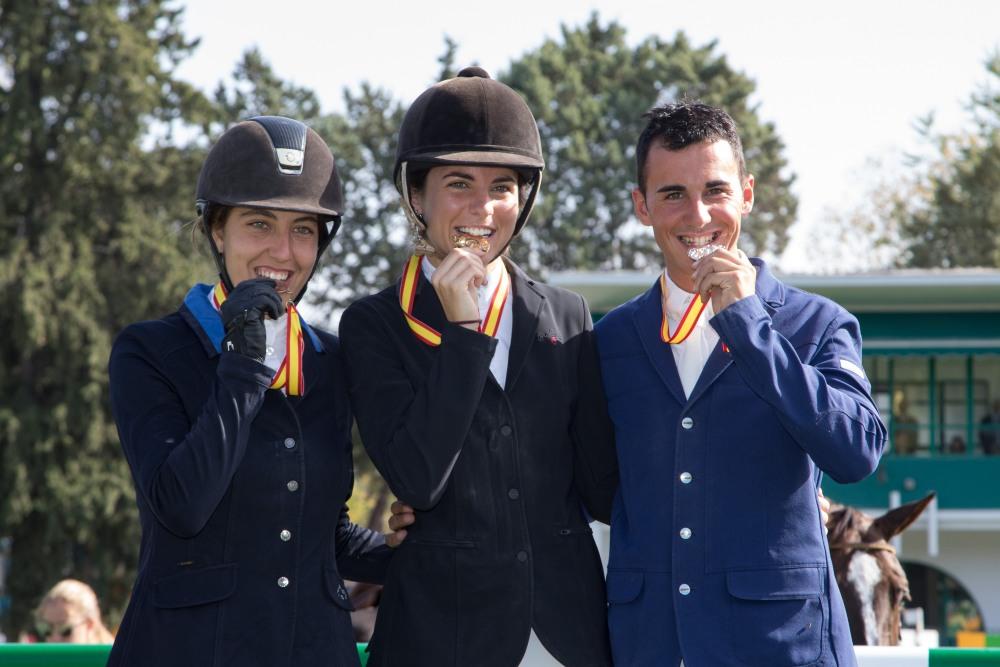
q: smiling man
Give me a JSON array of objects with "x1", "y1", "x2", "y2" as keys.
[{"x1": 595, "y1": 102, "x2": 887, "y2": 666}]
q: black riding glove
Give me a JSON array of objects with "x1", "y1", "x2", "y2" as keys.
[{"x1": 220, "y1": 278, "x2": 284, "y2": 363}]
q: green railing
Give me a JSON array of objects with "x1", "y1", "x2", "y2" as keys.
[{"x1": 0, "y1": 643, "x2": 369, "y2": 665}]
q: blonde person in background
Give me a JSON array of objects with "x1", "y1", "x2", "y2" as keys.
[{"x1": 30, "y1": 579, "x2": 114, "y2": 644}]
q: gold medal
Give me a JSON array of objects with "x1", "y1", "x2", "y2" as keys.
[{"x1": 451, "y1": 233, "x2": 490, "y2": 253}]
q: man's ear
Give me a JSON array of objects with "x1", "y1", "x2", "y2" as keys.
[
  {"x1": 632, "y1": 188, "x2": 652, "y2": 227},
  {"x1": 742, "y1": 174, "x2": 755, "y2": 215}
]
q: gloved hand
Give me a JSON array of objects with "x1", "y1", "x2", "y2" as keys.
[{"x1": 220, "y1": 278, "x2": 283, "y2": 363}]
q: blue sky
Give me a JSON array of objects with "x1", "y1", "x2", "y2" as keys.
[{"x1": 176, "y1": 0, "x2": 1000, "y2": 272}]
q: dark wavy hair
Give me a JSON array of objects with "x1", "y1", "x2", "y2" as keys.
[{"x1": 635, "y1": 102, "x2": 747, "y2": 191}]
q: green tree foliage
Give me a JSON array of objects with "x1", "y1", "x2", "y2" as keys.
[
  {"x1": 896, "y1": 55, "x2": 1000, "y2": 267},
  {"x1": 501, "y1": 14, "x2": 797, "y2": 272},
  {"x1": 0, "y1": 0, "x2": 211, "y2": 635}
]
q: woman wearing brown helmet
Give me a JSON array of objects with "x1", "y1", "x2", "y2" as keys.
[
  {"x1": 340, "y1": 68, "x2": 618, "y2": 666},
  {"x1": 107, "y1": 117, "x2": 396, "y2": 666}
]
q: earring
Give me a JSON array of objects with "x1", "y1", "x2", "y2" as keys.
[{"x1": 410, "y1": 219, "x2": 436, "y2": 256}]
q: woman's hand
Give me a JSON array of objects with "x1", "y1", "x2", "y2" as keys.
[
  {"x1": 220, "y1": 278, "x2": 283, "y2": 362},
  {"x1": 430, "y1": 249, "x2": 485, "y2": 329},
  {"x1": 384, "y1": 500, "x2": 415, "y2": 548}
]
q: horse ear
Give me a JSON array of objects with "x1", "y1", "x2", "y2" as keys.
[{"x1": 871, "y1": 492, "x2": 936, "y2": 539}]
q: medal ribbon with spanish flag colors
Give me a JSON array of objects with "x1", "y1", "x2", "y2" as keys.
[
  {"x1": 659, "y1": 273, "x2": 709, "y2": 345},
  {"x1": 212, "y1": 282, "x2": 305, "y2": 395},
  {"x1": 399, "y1": 254, "x2": 510, "y2": 347}
]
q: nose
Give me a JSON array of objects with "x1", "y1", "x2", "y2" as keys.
[
  {"x1": 269, "y1": 228, "x2": 293, "y2": 260},
  {"x1": 691, "y1": 198, "x2": 712, "y2": 226},
  {"x1": 468, "y1": 186, "x2": 493, "y2": 217}
]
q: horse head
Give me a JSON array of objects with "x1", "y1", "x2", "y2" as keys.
[{"x1": 827, "y1": 492, "x2": 935, "y2": 646}]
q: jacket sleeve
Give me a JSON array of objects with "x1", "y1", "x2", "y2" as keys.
[
  {"x1": 333, "y1": 504, "x2": 393, "y2": 584},
  {"x1": 569, "y1": 294, "x2": 620, "y2": 524},
  {"x1": 710, "y1": 296, "x2": 886, "y2": 483},
  {"x1": 339, "y1": 300, "x2": 497, "y2": 510},
  {"x1": 108, "y1": 327, "x2": 272, "y2": 537}
]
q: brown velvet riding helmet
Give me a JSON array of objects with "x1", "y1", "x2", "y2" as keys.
[
  {"x1": 195, "y1": 116, "x2": 344, "y2": 300},
  {"x1": 394, "y1": 67, "x2": 544, "y2": 237}
]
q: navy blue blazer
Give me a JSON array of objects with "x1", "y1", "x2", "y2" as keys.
[
  {"x1": 107, "y1": 285, "x2": 390, "y2": 667},
  {"x1": 596, "y1": 260, "x2": 885, "y2": 667}
]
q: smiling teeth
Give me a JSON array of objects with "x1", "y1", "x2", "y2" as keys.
[
  {"x1": 456, "y1": 227, "x2": 492, "y2": 237},
  {"x1": 256, "y1": 269, "x2": 289, "y2": 281}
]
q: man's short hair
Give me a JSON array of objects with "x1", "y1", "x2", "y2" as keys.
[{"x1": 635, "y1": 102, "x2": 747, "y2": 191}]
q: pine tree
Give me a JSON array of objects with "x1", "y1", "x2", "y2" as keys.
[{"x1": 0, "y1": 0, "x2": 210, "y2": 634}]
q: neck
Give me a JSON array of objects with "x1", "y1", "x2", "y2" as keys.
[
  {"x1": 664, "y1": 265, "x2": 696, "y2": 294},
  {"x1": 425, "y1": 253, "x2": 503, "y2": 273}
]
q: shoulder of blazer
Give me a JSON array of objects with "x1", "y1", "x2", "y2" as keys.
[{"x1": 113, "y1": 311, "x2": 200, "y2": 362}]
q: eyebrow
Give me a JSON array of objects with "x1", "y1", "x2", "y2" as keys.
[
  {"x1": 442, "y1": 171, "x2": 517, "y2": 183},
  {"x1": 239, "y1": 209, "x2": 318, "y2": 223},
  {"x1": 655, "y1": 184, "x2": 685, "y2": 194}
]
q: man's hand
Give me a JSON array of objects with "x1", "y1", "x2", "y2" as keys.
[
  {"x1": 691, "y1": 247, "x2": 756, "y2": 313},
  {"x1": 384, "y1": 500, "x2": 415, "y2": 548},
  {"x1": 818, "y1": 487, "x2": 831, "y2": 535},
  {"x1": 430, "y1": 249, "x2": 486, "y2": 329}
]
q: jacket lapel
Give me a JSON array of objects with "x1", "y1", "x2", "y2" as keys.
[
  {"x1": 686, "y1": 258, "x2": 782, "y2": 404},
  {"x1": 505, "y1": 260, "x2": 545, "y2": 391},
  {"x1": 686, "y1": 341, "x2": 733, "y2": 406},
  {"x1": 631, "y1": 279, "x2": 687, "y2": 406}
]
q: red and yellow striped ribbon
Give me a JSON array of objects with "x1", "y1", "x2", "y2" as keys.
[
  {"x1": 399, "y1": 254, "x2": 510, "y2": 347},
  {"x1": 659, "y1": 273, "x2": 709, "y2": 345},
  {"x1": 213, "y1": 282, "x2": 305, "y2": 395}
]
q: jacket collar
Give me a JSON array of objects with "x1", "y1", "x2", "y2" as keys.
[
  {"x1": 504, "y1": 258, "x2": 546, "y2": 391},
  {"x1": 179, "y1": 283, "x2": 325, "y2": 359}
]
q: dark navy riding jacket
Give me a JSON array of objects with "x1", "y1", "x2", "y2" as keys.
[
  {"x1": 597, "y1": 260, "x2": 886, "y2": 667},
  {"x1": 107, "y1": 285, "x2": 390, "y2": 667}
]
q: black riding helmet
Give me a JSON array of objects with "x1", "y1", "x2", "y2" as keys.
[
  {"x1": 195, "y1": 115, "x2": 344, "y2": 302},
  {"x1": 394, "y1": 66, "x2": 544, "y2": 241}
]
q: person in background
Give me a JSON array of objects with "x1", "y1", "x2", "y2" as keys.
[
  {"x1": 978, "y1": 399, "x2": 1000, "y2": 454},
  {"x1": 107, "y1": 116, "x2": 397, "y2": 666},
  {"x1": 29, "y1": 579, "x2": 114, "y2": 644}
]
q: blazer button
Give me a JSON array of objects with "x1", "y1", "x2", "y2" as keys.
[
  {"x1": 516, "y1": 551, "x2": 528, "y2": 562},
  {"x1": 284, "y1": 437, "x2": 296, "y2": 449},
  {"x1": 678, "y1": 583, "x2": 691, "y2": 595},
  {"x1": 681, "y1": 417, "x2": 694, "y2": 430},
  {"x1": 679, "y1": 472, "x2": 692, "y2": 484},
  {"x1": 280, "y1": 529, "x2": 292, "y2": 542},
  {"x1": 508, "y1": 488, "x2": 520, "y2": 500},
  {"x1": 287, "y1": 480, "x2": 299, "y2": 492},
  {"x1": 500, "y1": 425, "x2": 513, "y2": 437},
  {"x1": 277, "y1": 576, "x2": 290, "y2": 588},
  {"x1": 679, "y1": 527, "x2": 692, "y2": 540}
]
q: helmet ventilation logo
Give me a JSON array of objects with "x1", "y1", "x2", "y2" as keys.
[{"x1": 275, "y1": 148, "x2": 304, "y2": 174}]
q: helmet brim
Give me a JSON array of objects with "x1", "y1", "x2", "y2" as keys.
[{"x1": 404, "y1": 149, "x2": 543, "y2": 171}]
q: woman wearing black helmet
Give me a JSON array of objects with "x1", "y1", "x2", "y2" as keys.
[
  {"x1": 340, "y1": 68, "x2": 618, "y2": 666},
  {"x1": 107, "y1": 116, "x2": 394, "y2": 666}
]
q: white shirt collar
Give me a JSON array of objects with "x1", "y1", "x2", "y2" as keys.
[{"x1": 662, "y1": 269, "x2": 714, "y2": 324}]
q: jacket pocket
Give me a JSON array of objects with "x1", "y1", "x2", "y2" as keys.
[
  {"x1": 725, "y1": 566, "x2": 826, "y2": 666},
  {"x1": 406, "y1": 534, "x2": 478, "y2": 549},
  {"x1": 152, "y1": 563, "x2": 238, "y2": 608},
  {"x1": 726, "y1": 565, "x2": 823, "y2": 600},
  {"x1": 323, "y1": 565, "x2": 355, "y2": 611},
  {"x1": 606, "y1": 569, "x2": 644, "y2": 605}
]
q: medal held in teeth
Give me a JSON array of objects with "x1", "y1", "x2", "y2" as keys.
[
  {"x1": 451, "y1": 233, "x2": 490, "y2": 253},
  {"x1": 687, "y1": 243, "x2": 726, "y2": 261}
]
